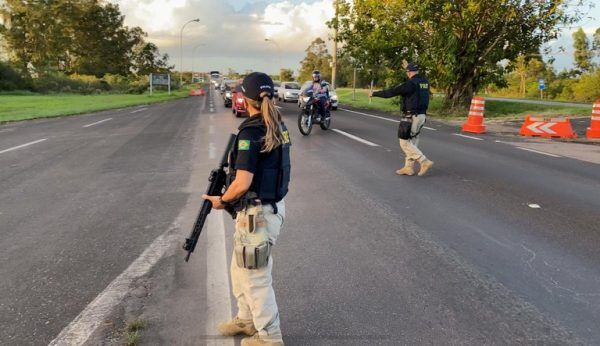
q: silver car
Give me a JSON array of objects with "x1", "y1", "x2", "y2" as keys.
[{"x1": 277, "y1": 82, "x2": 301, "y2": 102}]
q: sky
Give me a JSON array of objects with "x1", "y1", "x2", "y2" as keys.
[{"x1": 109, "y1": 0, "x2": 600, "y2": 76}]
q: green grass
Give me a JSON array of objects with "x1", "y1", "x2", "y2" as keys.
[
  {"x1": 0, "y1": 88, "x2": 195, "y2": 123},
  {"x1": 336, "y1": 88, "x2": 590, "y2": 120},
  {"x1": 124, "y1": 319, "x2": 147, "y2": 346}
]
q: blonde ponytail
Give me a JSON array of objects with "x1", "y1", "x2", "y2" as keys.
[{"x1": 246, "y1": 92, "x2": 284, "y2": 152}]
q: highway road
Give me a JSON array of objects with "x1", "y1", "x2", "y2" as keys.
[{"x1": 1, "y1": 89, "x2": 599, "y2": 345}]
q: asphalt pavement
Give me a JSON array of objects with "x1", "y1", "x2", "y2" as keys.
[{"x1": 1, "y1": 91, "x2": 599, "y2": 345}]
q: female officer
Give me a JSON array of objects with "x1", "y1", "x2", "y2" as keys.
[{"x1": 203, "y1": 72, "x2": 290, "y2": 346}]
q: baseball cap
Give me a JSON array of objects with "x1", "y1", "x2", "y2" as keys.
[
  {"x1": 241, "y1": 72, "x2": 274, "y2": 101},
  {"x1": 405, "y1": 63, "x2": 419, "y2": 72}
]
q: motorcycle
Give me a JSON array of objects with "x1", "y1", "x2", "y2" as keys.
[{"x1": 297, "y1": 89, "x2": 331, "y2": 136}]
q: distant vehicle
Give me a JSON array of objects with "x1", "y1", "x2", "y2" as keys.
[
  {"x1": 277, "y1": 82, "x2": 301, "y2": 103},
  {"x1": 273, "y1": 81, "x2": 281, "y2": 99},
  {"x1": 298, "y1": 81, "x2": 338, "y2": 110},
  {"x1": 222, "y1": 81, "x2": 238, "y2": 108},
  {"x1": 231, "y1": 85, "x2": 248, "y2": 117},
  {"x1": 219, "y1": 79, "x2": 235, "y2": 94}
]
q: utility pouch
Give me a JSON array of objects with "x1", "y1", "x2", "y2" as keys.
[
  {"x1": 398, "y1": 117, "x2": 413, "y2": 140},
  {"x1": 233, "y1": 204, "x2": 272, "y2": 270}
]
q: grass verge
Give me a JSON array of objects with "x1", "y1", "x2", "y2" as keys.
[
  {"x1": 0, "y1": 87, "x2": 198, "y2": 123},
  {"x1": 336, "y1": 88, "x2": 591, "y2": 120},
  {"x1": 124, "y1": 319, "x2": 146, "y2": 346}
]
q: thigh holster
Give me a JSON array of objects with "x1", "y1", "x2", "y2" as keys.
[{"x1": 234, "y1": 204, "x2": 272, "y2": 270}]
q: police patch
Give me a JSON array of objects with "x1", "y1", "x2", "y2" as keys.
[
  {"x1": 282, "y1": 131, "x2": 290, "y2": 144},
  {"x1": 238, "y1": 140, "x2": 251, "y2": 151}
]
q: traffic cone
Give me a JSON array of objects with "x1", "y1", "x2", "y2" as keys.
[
  {"x1": 462, "y1": 96, "x2": 486, "y2": 134},
  {"x1": 586, "y1": 100, "x2": 600, "y2": 139}
]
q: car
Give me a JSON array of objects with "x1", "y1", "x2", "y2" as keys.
[
  {"x1": 273, "y1": 81, "x2": 281, "y2": 99},
  {"x1": 231, "y1": 85, "x2": 248, "y2": 117},
  {"x1": 277, "y1": 82, "x2": 301, "y2": 103}
]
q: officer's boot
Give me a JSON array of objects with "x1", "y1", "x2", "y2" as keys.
[
  {"x1": 241, "y1": 333, "x2": 284, "y2": 346},
  {"x1": 396, "y1": 163, "x2": 415, "y2": 176},
  {"x1": 418, "y1": 159, "x2": 434, "y2": 176},
  {"x1": 217, "y1": 317, "x2": 257, "y2": 336}
]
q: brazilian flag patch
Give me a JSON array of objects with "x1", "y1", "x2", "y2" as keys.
[{"x1": 238, "y1": 140, "x2": 251, "y2": 151}]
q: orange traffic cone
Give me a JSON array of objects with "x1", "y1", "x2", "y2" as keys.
[
  {"x1": 462, "y1": 96, "x2": 486, "y2": 134},
  {"x1": 586, "y1": 100, "x2": 600, "y2": 139}
]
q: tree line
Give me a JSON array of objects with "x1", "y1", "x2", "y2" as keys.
[
  {"x1": 304, "y1": 0, "x2": 599, "y2": 108},
  {"x1": 0, "y1": 0, "x2": 172, "y2": 93}
]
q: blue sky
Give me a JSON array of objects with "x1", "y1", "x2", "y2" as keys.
[{"x1": 111, "y1": 0, "x2": 600, "y2": 75}]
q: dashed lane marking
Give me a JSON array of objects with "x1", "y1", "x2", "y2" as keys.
[
  {"x1": 130, "y1": 108, "x2": 148, "y2": 114},
  {"x1": 528, "y1": 203, "x2": 542, "y2": 209},
  {"x1": 338, "y1": 108, "x2": 438, "y2": 131},
  {"x1": 0, "y1": 138, "x2": 48, "y2": 155},
  {"x1": 516, "y1": 147, "x2": 562, "y2": 158},
  {"x1": 83, "y1": 118, "x2": 112, "y2": 128},
  {"x1": 453, "y1": 133, "x2": 484, "y2": 141},
  {"x1": 332, "y1": 129, "x2": 380, "y2": 147}
]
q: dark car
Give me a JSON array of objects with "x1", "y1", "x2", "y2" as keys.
[{"x1": 223, "y1": 85, "x2": 233, "y2": 108}]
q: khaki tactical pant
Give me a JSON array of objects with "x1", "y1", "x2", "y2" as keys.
[
  {"x1": 231, "y1": 201, "x2": 285, "y2": 339},
  {"x1": 399, "y1": 114, "x2": 428, "y2": 166}
]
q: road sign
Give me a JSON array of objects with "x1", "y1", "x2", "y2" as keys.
[
  {"x1": 538, "y1": 79, "x2": 545, "y2": 90},
  {"x1": 149, "y1": 73, "x2": 171, "y2": 95}
]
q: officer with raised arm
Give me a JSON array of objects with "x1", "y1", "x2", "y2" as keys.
[{"x1": 370, "y1": 63, "x2": 434, "y2": 176}]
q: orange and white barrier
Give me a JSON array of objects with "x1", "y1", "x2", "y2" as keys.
[
  {"x1": 462, "y1": 96, "x2": 486, "y2": 134},
  {"x1": 586, "y1": 100, "x2": 600, "y2": 139},
  {"x1": 519, "y1": 115, "x2": 577, "y2": 139}
]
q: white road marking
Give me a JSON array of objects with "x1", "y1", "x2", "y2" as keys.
[
  {"x1": 339, "y1": 108, "x2": 399, "y2": 123},
  {"x1": 49, "y1": 225, "x2": 181, "y2": 345},
  {"x1": 83, "y1": 118, "x2": 112, "y2": 128},
  {"x1": 528, "y1": 204, "x2": 541, "y2": 209},
  {"x1": 208, "y1": 142, "x2": 217, "y2": 159},
  {"x1": 453, "y1": 133, "x2": 484, "y2": 141},
  {"x1": 516, "y1": 147, "x2": 562, "y2": 158},
  {"x1": 0, "y1": 138, "x2": 47, "y2": 155},
  {"x1": 332, "y1": 129, "x2": 380, "y2": 147},
  {"x1": 205, "y1": 211, "x2": 234, "y2": 346},
  {"x1": 130, "y1": 108, "x2": 148, "y2": 114},
  {"x1": 339, "y1": 108, "x2": 437, "y2": 131}
]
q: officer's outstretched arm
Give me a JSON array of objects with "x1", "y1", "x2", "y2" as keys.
[{"x1": 372, "y1": 81, "x2": 415, "y2": 98}]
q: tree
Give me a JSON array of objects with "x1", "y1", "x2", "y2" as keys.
[
  {"x1": 132, "y1": 42, "x2": 172, "y2": 76},
  {"x1": 279, "y1": 68, "x2": 294, "y2": 81},
  {"x1": 335, "y1": 0, "x2": 582, "y2": 109},
  {"x1": 298, "y1": 38, "x2": 332, "y2": 83},
  {"x1": 592, "y1": 28, "x2": 600, "y2": 57},
  {"x1": 572, "y1": 27, "x2": 593, "y2": 73}
]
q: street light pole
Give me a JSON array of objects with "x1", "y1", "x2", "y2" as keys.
[
  {"x1": 265, "y1": 38, "x2": 282, "y2": 79},
  {"x1": 180, "y1": 18, "x2": 200, "y2": 87},
  {"x1": 332, "y1": 0, "x2": 339, "y2": 89}
]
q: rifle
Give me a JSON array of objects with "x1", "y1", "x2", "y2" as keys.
[{"x1": 183, "y1": 134, "x2": 237, "y2": 262}]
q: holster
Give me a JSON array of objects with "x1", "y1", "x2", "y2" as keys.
[
  {"x1": 398, "y1": 115, "x2": 413, "y2": 140},
  {"x1": 233, "y1": 202, "x2": 272, "y2": 270}
]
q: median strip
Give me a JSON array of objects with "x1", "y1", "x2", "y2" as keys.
[
  {"x1": 0, "y1": 138, "x2": 48, "y2": 155},
  {"x1": 332, "y1": 129, "x2": 380, "y2": 147},
  {"x1": 83, "y1": 118, "x2": 112, "y2": 128}
]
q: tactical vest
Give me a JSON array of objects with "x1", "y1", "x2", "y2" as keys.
[
  {"x1": 229, "y1": 118, "x2": 291, "y2": 203},
  {"x1": 402, "y1": 74, "x2": 430, "y2": 114}
]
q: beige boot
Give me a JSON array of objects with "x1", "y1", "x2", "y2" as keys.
[
  {"x1": 418, "y1": 160, "x2": 434, "y2": 176},
  {"x1": 241, "y1": 333, "x2": 284, "y2": 346},
  {"x1": 218, "y1": 317, "x2": 257, "y2": 336},
  {"x1": 396, "y1": 164, "x2": 415, "y2": 176}
]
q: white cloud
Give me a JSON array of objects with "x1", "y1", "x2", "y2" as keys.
[{"x1": 109, "y1": 0, "x2": 336, "y2": 75}]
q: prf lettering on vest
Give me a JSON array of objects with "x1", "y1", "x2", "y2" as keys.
[{"x1": 420, "y1": 83, "x2": 429, "y2": 89}]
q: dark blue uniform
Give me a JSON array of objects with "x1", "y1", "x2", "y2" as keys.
[{"x1": 372, "y1": 74, "x2": 430, "y2": 115}]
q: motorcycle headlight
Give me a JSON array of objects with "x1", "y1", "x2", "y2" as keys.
[
  {"x1": 225, "y1": 92, "x2": 232, "y2": 98},
  {"x1": 302, "y1": 97, "x2": 310, "y2": 103}
]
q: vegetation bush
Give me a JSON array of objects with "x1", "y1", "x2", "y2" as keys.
[{"x1": 0, "y1": 61, "x2": 29, "y2": 91}]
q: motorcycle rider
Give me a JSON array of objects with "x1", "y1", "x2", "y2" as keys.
[{"x1": 301, "y1": 70, "x2": 330, "y2": 121}]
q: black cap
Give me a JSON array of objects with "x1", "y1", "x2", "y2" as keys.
[
  {"x1": 241, "y1": 72, "x2": 274, "y2": 101},
  {"x1": 405, "y1": 63, "x2": 419, "y2": 72}
]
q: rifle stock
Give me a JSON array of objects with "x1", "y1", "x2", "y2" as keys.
[{"x1": 183, "y1": 134, "x2": 237, "y2": 262}]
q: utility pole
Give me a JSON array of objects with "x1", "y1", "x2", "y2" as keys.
[
  {"x1": 179, "y1": 18, "x2": 200, "y2": 87},
  {"x1": 331, "y1": 0, "x2": 339, "y2": 89}
]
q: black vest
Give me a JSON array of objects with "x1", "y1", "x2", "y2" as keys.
[
  {"x1": 402, "y1": 74, "x2": 430, "y2": 114},
  {"x1": 229, "y1": 117, "x2": 291, "y2": 203}
]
